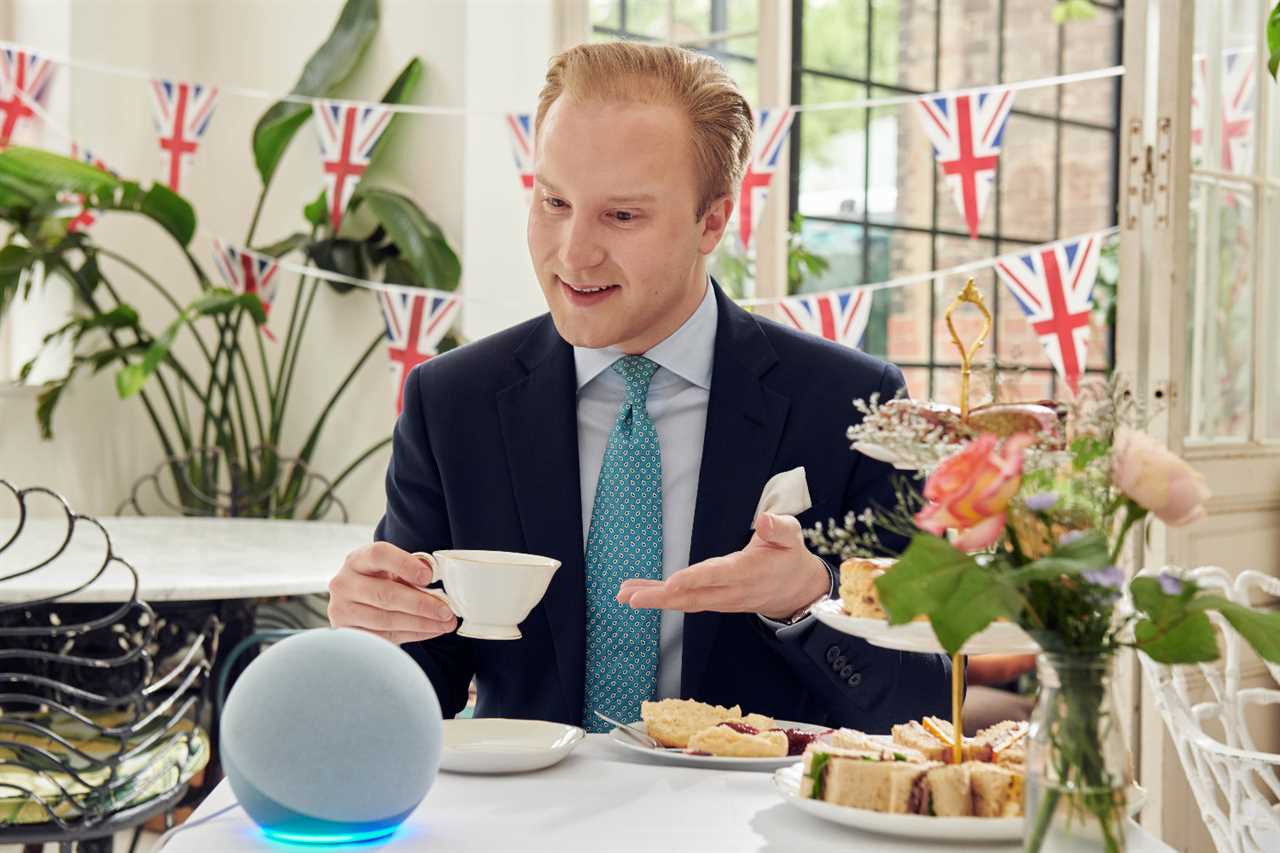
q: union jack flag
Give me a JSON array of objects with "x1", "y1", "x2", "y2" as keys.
[
  {"x1": 63, "y1": 143, "x2": 116, "y2": 233},
  {"x1": 505, "y1": 112, "x2": 535, "y2": 203},
  {"x1": 915, "y1": 87, "x2": 1014, "y2": 240},
  {"x1": 379, "y1": 289, "x2": 458, "y2": 415},
  {"x1": 0, "y1": 48, "x2": 56, "y2": 147},
  {"x1": 1191, "y1": 49, "x2": 1255, "y2": 174},
  {"x1": 737, "y1": 108, "x2": 795, "y2": 251},
  {"x1": 995, "y1": 234, "x2": 1103, "y2": 395},
  {"x1": 777, "y1": 289, "x2": 873, "y2": 351},
  {"x1": 149, "y1": 79, "x2": 218, "y2": 194},
  {"x1": 313, "y1": 101, "x2": 391, "y2": 233},
  {"x1": 211, "y1": 239, "x2": 280, "y2": 339}
]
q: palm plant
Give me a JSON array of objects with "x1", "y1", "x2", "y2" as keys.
[{"x1": 0, "y1": 0, "x2": 459, "y2": 519}]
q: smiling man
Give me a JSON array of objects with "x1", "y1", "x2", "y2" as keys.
[{"x1": 328, "y1": 41, "x2": 951, "y2": 732}]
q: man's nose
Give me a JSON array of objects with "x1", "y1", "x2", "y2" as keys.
[{"x1": 558, "y1": 214, "x2": 606, "y2": 272}]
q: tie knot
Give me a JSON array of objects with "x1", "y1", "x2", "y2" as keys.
[{"x1": 611, "y1": 355, "x2": 658, "y2": 404}]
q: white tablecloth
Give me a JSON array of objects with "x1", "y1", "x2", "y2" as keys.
[
  {"x1": 164, "y1": 736, "x2": 1172, "y2": 852},
  {"x1": 0, "y1": 517, "x2": 370, "y2": 603}
]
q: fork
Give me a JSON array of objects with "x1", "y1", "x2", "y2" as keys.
[{"x1": 593, "y1": 710, "x2": 668, "y2": 749}]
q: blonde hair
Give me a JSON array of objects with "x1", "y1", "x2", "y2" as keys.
[{"x1": 535, "y1": 41, "x2": 754, "y2": 220}]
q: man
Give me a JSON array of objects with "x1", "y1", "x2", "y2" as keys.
[{"x1": 329, "y1": 41, "x2": 950, "y2": 733}]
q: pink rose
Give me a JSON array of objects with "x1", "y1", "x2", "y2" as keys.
[
  {"x1": 1111, "y1": 428, "x2": 1210, "y2": 526},
  {"x1": 914, "y1": 433, "x2": 1035, "y2": 551}
]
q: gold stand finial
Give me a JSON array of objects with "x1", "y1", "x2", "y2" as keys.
[{"x1": 944, "y1": 278, "x2": 992, "y2": 419}]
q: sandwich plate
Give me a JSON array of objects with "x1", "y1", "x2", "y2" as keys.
[
  {"x1": 771, "y1": 762, "x2": 1021, "y2": 841},
  {"x1": 811, "y1": 599, "x2": 1040, "y2": 655},
  {"x1": 606, "y1": 720, "x2": 829, "y2": 771}
]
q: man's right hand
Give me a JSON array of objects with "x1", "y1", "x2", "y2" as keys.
[{"x1": 328, "y1": 542, "x2": 459, "y2": 645}]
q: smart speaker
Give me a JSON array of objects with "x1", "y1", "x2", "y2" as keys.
[{"x1": 220, "y1": 628, "x2": 443, "y2": 844}]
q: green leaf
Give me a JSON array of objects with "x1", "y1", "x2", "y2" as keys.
[
  {"x1": 303, "y1": 191, "x2": 329, "y2": 227},
  {"x1": 1134, "y1": 610, "x2": 1218, "y2": 663},
  {"x1": 364, "y1": 57, "x2": 424, "y2": 172},
  {"x1": 116, "y1": 317, "x2": 181, "y2": 399},
  {"x1": 251, "y1": 0, "x2": 380, "y2": 186},
  {"x1": 359, "y1": 188, "x2": 461, "y2": 290},
  {"x1": 0, "y1": 147, "x2": 120, "y2": 196},
  {"x1": 1268, "y1": 2, "x2": 1280, "y2": 79},
  {"x1": 190, "y1": 288, "x2": 268, "y2": 324},
  {"x1": 1014, "y1": 530, "x2": 1111, "y2": 582},
  {"x1": 1201, "y1": 596, "x2": 1280, "y2": 664},
  {"x1": 35, "y1": 374, "x2": 75, "y2": 440},
  {"x1": 255, "y1": 232, "x2": 310, "y2": 257},
  {"x1": 0, "y1": 243, "x2": 33, "y2": 274},
  {"x1": 139, "y1": 183, "x2": 196, "y2": 246},
  {"x1": 873, "y1": 533, "x2": 1022, "y2": 656}
]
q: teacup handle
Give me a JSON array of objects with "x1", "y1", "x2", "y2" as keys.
[{"x1": 411, "y1": 551, "x2": 461, "y2": 619}]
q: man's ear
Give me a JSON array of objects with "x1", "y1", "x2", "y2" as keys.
[{"x1": 697, "y1": 195, "x2": 734, "y2": 255}]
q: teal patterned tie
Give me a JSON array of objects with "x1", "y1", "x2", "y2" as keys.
[{"x1": 583, "y1": 355, "x2": 663, "y2": 731}]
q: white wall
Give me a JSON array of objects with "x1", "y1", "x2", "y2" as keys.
[{"x1": 0, "y1": 0, "x2": 556, "y2": 522}]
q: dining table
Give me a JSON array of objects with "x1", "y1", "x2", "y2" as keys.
[{"x1": 161, "y1": 734, "x2": 1173, "y2": 852}]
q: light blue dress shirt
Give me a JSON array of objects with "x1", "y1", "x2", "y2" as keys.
[{"x1": 574, "y1": 281, "x2": 716, "y2": 699}]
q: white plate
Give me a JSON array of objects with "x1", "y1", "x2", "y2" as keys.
[
  {"x1": 772, "y1": 763, "x2": 1149, "y2": 841},
  {"x1": 772, "y1": 762, "x2": 1021, "y2": 841},
  {"x1": 606, "y1": 720, "x2": 829, "y2": 771},
  {"x1": 439, "y1": 718, "x2": 585, "y2": 774},
  {"x1": 812, "y1": 599, "x2": 1041, "y2": 655}
]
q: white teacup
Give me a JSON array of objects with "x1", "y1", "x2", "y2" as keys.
[{"x1": 413, "y1": 549, "x2": 560, "y2": 641}]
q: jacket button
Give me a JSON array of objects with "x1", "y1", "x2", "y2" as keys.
[
  {"x1": 825, "y1": 645, "x2": 841, "y2": 663},
  {"x1": 832, "y1": 655, "x2": 848, "y2": 672},
  {"x1": 847, "y1": 672, "x2": 863, "y2": 687},
  {"x1": 840, "y1": 664, "x2": 855, "y2": 679}
]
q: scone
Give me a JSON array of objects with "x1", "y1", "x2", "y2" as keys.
[
  {"x1": 686, "y1": 724, "x2": 788, "y2": 758},
  {"x1": 839, "y1": 557, "x2": 896, "y2": 618},
  {"x1": 741, "y1": 713, "x2": 775, "y2": 730},
  {"x1": 640, "y1": 698, "x2": 742, "y2": 748}
]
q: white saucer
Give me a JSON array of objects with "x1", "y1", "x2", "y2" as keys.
[
  {"x1": 439, "y1": 718, "x2": 585, "y2": 774},
  {"x1": 811, "y1": 599, "x2": 1041, "y2": 655},
  {"x1": 606, "y1": 720, "x2": 829, "y2": 771}
]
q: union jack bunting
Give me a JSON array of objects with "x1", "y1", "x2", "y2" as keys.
[
  {"x1": 915, "y1": 87, "x2": 1014, "y2": 240},
  {"x1": 149, "y1": 80, "x2": 218, "y2": 194},
  {"x1": 211, "y1": 239, "x2": 280, "y2": 339},
  {"x1": 1191, "y1": 49, "x2": 1255, "y2": 174},
  {"x1": 777, "y1": 289, "x2": 873, "y2": 351},
  {"x1": 995, "y1": 234, "x2": 1102, "y2": 395},
  {"x1": 505, "y1": 112, "x2": 535, "y2": 203},
  {"x1": 379, "y1": 289, "x2": 459, "y2": 415},
  {"x1": 63, "y1": 143, "x2": 115, "y2": 232},
  {"x1": 313, "y1": 101, "x2": 391, "y2": 233},
  {"x1": 737, "y1": 107, "x2": 795, "y2": 251},
  {"x1": 0, "y1": 48, "x2": 56, "y2": 147}
]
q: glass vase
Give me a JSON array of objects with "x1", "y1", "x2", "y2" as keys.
[{"x1": 1024, "y1": 652, "x2": 1132, "y2": 853}]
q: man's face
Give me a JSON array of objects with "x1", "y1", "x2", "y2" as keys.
[{"x1": 527, "y1": 97, "x2": 730, "y2": 354}]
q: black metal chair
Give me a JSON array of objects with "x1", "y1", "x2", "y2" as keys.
[{"x1": 0, "y1": 480, "x2": 219, "y2": 852}]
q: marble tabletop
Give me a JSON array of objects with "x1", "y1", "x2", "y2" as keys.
[
  {"x1": 163, "y1": 735, "x2": 1173, "y2": 853},
  {"x1": 0, "y1": 516, "x2": 372, "y2": 603}
]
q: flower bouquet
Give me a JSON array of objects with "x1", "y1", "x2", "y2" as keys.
[{"x1": 807, "y1": 282, "x2": 1280, "y2": 852}]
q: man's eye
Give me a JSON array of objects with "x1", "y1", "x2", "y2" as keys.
[
  {"x1": 613, "y1": 211, "x2": 635, "y2": 222},
  {"x1": 544, "y1": 197, "x2": 567, "y2": 209}
]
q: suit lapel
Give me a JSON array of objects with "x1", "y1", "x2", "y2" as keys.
[
  {"x1": 681, "y1": 285, "x2": 790, "y2": 697},
  {"x1": 496, "y1": 316, "x2": 585, "y2": 722}
]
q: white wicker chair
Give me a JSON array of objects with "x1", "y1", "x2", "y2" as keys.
[{"x1": 1137, "y1": 566, "x2": 1280, "y2": 853}]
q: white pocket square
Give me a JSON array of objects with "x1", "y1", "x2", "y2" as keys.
[{"x1": 751, "y1": 466, "x2": 812, "y2": 527}]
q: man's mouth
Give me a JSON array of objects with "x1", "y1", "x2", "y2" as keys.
[
  {"x1": 559, "y1": 276, "x2": 619, "y2": 294},
  {"x1": 558, "y1": 276, "x2": 621, "y2": 306}
]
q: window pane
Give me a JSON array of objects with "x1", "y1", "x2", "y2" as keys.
[
  {"x1": 1268, "y1": 188, "x2": 1280, "y2": 438},
  {"x1": 1191, "y1": 0, "x2": 1259, "y2": 176},
  {"x1": 590, "y1": 0, "x2": 621, "y2": 31},
  {"x1": 890, "y1": 0, "x2": 938, "y2": 91},
  {"x1": 880, "y1": 228, "x2": 932, "y2": 365},
  {"x1": 931, "y1": 236, "x2": 998, "y2": 367},
  {"x1": 937, "y1": 0, "x2": 998, "y2": 91},
  {"x1": 1186, "y1": 179, "x2": 1254, "y2": 440},
  {"x1": 1060, "y1": 7, "x2": 1120, "y2": 126},
  {"x1": 797, "y1": 74, "x2": 869, "y2": 221},
  {"x1": 1059, "y1": 126, "x2": 1116, "y2": 239},
  {"x1": 1001, "y1": 0, "x2": 1059, "y2": 115},
  {"x1": 995, "y1": 114, "x2": 1057, "y2": 242},
  {"x1": 801, "y1": 0, "x2": 870, "y2": 80},
  {"x1": 870, "y1": 98, "x2": 936, "y2": 229},
  {"x1": 796, "y1": 217, "x2": 867, "y2": 292}
]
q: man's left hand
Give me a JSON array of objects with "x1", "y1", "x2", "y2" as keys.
[{"x1": 616, "y1": 512, "x2": 830, "y2": 621}]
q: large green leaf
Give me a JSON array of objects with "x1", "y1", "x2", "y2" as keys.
[
  {"x1": 138, "y1": 184, "x2": 196, "y2": 246},
  {"x1": 364, "y1": 57, "x2": 424, "y2": 172},
  {"x1": 1200, "y1": 596, "x2": 1280, "y2": 663},
  {"x1": 359, "y1": 188, "x2": 460, "y2": 290},
  {"x1": 1130, "y1": 576, "x2": 1219, "y2": 663},
  {"x1": 0, "y1": 147, "x2": 120, "y2": 196},
  {"x1": 873, "y1": 533, "x2": 1022, "y2": 656},
  {"x1": 251, "y1": 0, "x2": 380, "y2": 187}
]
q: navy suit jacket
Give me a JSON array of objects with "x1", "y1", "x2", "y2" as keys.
[{"x1": 374, "y1": 283, "x2": 952, "y2": 733}]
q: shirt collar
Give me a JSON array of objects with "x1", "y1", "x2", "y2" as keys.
[{"x1": 573, "y1": 279, "x2": 717, "y2": 391}]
